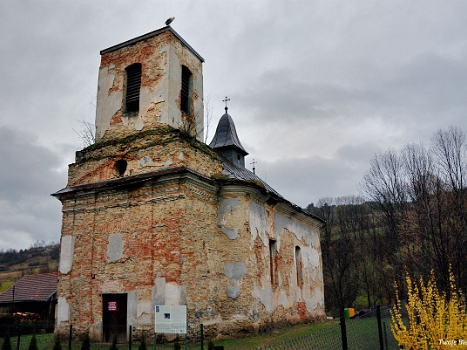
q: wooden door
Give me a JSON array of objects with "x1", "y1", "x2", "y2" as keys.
[{"x1": 102, "y1": 294, "x2": 127, "y2": 343}]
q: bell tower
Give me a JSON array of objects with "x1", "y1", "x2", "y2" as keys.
[{"x1": 95, "y1": 26, "x2": 204, "y2": 142}]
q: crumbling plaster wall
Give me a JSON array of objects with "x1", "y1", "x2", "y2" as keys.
[
  {"x1": 67, "y1": 131, "x2": 222, "y2": 187},
  {"x1": 211, "y1": 191, "x2": 325, "y2": 335},
  {"x1": 95, "y1": 31, "x2": 203, "y2": 143},
  {"x1": 56, "y1": 175, "x2": 324, "y2": 340},
  {"x1": 247, "y1": 199, "x2": 324, "y2": 319}
]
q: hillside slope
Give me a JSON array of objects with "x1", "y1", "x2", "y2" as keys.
[{"x1": 0, "y1": 243, "x2": 59, "y2": 292}]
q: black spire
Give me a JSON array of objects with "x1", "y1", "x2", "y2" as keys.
[{"x1": 209, "y1": 98, "x2": 248, "y2": 168}]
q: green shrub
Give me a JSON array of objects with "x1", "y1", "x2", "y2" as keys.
[{"x1": 208, "y1": 337, "x2": 215, "y2": 350}]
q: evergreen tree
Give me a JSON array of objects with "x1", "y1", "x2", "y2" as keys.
[
  {"x1": 109, "y1": 335, "x2": 118, "y2": 350},
  {"x1": 138, "y1": 332, "x2": 147, "y2": 350},
  {"x1": 208, "y1": 337, "x2": 215, "y2": 350},
  {"x1": 52, "y1": 336, "x2": 62, "y2": 350},
  {"x1": 81, "y1": 333, "x2": 91, "y2": 350},
  {"x1": 28, "y1": 334, "x2": 38, "y2": 350},
  {"x1": 1, "y1": 331, "x2": 12, "y2": 350}
]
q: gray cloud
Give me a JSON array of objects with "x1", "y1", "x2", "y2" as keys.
[
  {"x1": 1, "y1": 0, "x2": 467, "y2": 249},
  {"x1": 254, "y1": 153, "x2": 369, "y2": 208},
  {"x1": 0, "y1": 126, "x2": 65, "y2": 250}
]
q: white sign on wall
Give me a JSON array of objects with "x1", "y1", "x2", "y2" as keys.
[
  {"x1": 108, "y1": 301, "x2": 117, "y2": 311},
  {"x1": 155, "y1": 305, "x2": 187, "y2": 334}
]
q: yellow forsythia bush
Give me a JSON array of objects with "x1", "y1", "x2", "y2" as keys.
[{"x1": 391, "y1": 271, "x2": 467, "y2": 349}]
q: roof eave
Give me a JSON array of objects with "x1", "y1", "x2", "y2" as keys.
[{"x1": 100, "y1": 26, "x2": 204, "y2": 62}]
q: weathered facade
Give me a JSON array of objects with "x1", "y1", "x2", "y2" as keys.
[{"x1": 53, "y1": 26, "x2": 325, "y2": 341}]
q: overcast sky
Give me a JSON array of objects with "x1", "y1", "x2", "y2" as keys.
[{"x1": 1, "y1": 0, "x2": 466, "y2": 250}]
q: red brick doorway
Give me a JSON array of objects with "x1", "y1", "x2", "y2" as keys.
[{"x1": 102, "y1": 294, "x2": 127, "y2": 343}]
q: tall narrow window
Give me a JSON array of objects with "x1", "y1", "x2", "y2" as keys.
[
  {"x1": 269, "y1": 240, "x2": 278, "y2": 287},
  {"x1": 181, "y1": 65, "x2": 192, "y2": 115},
  {"x1": 295, "y1": 246, "x2": 303, "y2": 287},
  {"x1": 125, "y1": 63, "x2": 142, "y2": 113}
]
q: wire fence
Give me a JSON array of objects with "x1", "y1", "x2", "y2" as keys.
[
  {"x1": 0, "y1": 306, "x2": 404, "y2": 350},
  {"x1": 0, "y1": 322, "x2": 206, "y2": 350},
  {"x1": 256, "y1": 305, "x2": 403, "y2": 350}
]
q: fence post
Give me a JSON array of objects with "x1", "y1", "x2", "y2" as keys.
[
  {"x1": 339, "y1": 312, "x2": 348, "y2": 350},
  {"x1": 68, "y1": 324, "x2": 72, "y2": 350},
  {"x1": 377, "y1": 306, "x2": 384, "y2": 350},
  {"x1": 200, "y1": 324, "x2": 204, "y2": 350}
]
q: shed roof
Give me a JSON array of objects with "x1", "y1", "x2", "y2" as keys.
[{"x1": 0, "y1": 273, "x2": 57, "y2": 303}]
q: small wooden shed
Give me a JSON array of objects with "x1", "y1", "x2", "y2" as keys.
[{"x1": 0, "y1": 272, "x2": 57, "y2": 322}]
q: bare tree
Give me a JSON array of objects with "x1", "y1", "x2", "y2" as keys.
[
  {"x1": 430, "y1": 126, "x2": 467, "y2": 292},
  {"x1": 432, "y1": 126, "x2": 466, "y2": 192},
  {"x1": 73, "y1": 119, "x2": 96, "y2": 147},
  {"x1": 315, "y1": 196, "x2": 373, "y2": 313},
  {"x1": 204, "y1": 95, "x2": 213, "y2": 143},
  {"x1": 360, "y1": 126, "x2": 467, "y2": 295},
  {"x1": 361, "y1": 150, "x2": 407, "y2": 285}
]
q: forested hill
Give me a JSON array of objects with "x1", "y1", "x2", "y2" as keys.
[{"x1": 0, "y1": 242, "x2": 60, "y2": 291}]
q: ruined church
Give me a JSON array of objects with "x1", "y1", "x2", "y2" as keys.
[{"x1": 53, "y1": 26, "x2": 325, "y2": 341}]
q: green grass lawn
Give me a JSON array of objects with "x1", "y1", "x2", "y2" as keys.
[
  {"x1": 1, "y1": 318, "x2": 402, "y2": 350},
  {"x1": 0, "y1": 321, "x2": 339, "y2": 350}
]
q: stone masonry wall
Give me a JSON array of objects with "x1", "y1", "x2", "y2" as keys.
[{"x1": 68, "y1": 128, "x2": 222, "y2": 187}]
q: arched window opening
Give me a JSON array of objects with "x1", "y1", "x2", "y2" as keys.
[
  {"x1": 295, "y1": 246, "x2": 303, "y2": 287},
  {"x1": 125, "y1": 63, "x2": 142, "y2": 114},
  {"x1": 181, "y1": 66, "x2": 192, "y2": 115}
]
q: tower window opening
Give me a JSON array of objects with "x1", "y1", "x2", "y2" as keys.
[
  {"x1": 125, "y1": 63, "x2": 142, "y2": 113},
  {"x1": 181, "y1": 66, "x2": 192, "y2": 115},
  {"x1": 115, "y1": 160, "x2": 127, "y2": 176}
]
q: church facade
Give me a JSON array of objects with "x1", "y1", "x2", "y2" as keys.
[{"x1": 53, "y1": 26, "x2": 325, "y2": 341}]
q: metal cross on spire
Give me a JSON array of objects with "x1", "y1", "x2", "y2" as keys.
[
  {"x1": 223, "y1": 96, "x2": 230, "y2": 111},
  {"x1": 250, "y1": 159, "x2": 257, "y2": 174}
]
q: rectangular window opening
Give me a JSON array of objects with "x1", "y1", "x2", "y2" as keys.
[
  {"x1": 181, "y1": 66, "x2": 192, "y2": 115},
  {"x1": 269, "y1": 239, "x2": 277, "y2": 286},
  {"x1": 295, "y1": 246, "x2": 303, "y2": 287},
  {"x1": 125, "y1": 63, "x2": 142, "y2": 114}
]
